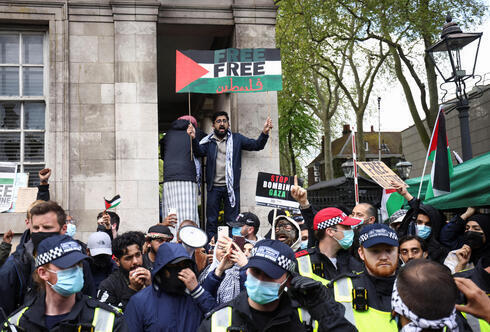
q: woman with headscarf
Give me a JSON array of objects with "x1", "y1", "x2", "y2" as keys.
[{"x1": 441, "y1": 208, "x2": 490, "y2": 273}]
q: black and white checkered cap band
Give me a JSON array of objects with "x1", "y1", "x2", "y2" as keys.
[
  {"x1": 316, "y1": 216, "x2": 344, "y2": 230},
  {"x1": 35, "y1": 241, "x2": 82, "y2": 267},
  {"x1": 251, "y1": 246, "x2": 296, "y2": 272}
]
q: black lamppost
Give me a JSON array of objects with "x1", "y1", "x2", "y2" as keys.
[
  {"x1": 426, "y1": 15, "x2": 482, "y2": 161},
  {"x1": 395, "y1": 160, "x2": 413, "y2": 180}
]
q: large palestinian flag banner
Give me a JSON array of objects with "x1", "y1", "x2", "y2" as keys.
[{"x1": 176, "y1": 48, "x2": 282, "y2": 94}]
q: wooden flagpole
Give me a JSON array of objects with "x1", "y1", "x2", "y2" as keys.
[
  {"x1": 188, "y1": 92, "x2": 194, "y2": 161},
  {"x1": 352, "y1": 129, "x2": 359, "y2": 205}
]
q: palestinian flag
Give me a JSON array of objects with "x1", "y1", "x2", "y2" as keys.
[
  {"x1": 104, "y1": 195, "x2": 121, "y2": 210},
  {"x1": 380, "y1": 189, "x2": 405, "y2": 222},
  {"x1": 176, "y1": 48, "x2": 282, "y2": 94},
  {"x1": 425, "y1": 108, "x2": 453, "y2": 199}
]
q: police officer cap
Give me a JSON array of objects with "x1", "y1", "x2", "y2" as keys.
[
  {"x1": 35, "y1": 234, "x2": 88, "y2": 268},
  {"x1": 359, "y1": 224, "x2": 399, "y2": 248},
  {"x1": 243, "y1": 239, "x2": 296, "y2": 279}
]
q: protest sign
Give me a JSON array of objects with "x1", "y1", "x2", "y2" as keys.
[
  {"x1": 176, "y1": 48, "x2": 282, "y2": 94},
  {"x1": 7, "y1": 172, "x2": 28, "y2": 212},
  {"x1": 0, "y1": 162, "x2": 17, "y2": 212},
  {"x1": 357, "y1": 161, "x2": 408, "y2": 189},
  {"x1": 13, "y1": 188, "x2": 38, "y2": 213},
  {"x1": 255, "y1": 172, "x2": 302, "y2": 210}
]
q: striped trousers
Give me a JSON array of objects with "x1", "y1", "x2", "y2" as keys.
[{"x1": 162, "y1": 181, "x2": 200, "y2": 238}]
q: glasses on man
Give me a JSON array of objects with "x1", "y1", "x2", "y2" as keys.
[{"x1": 215, "y1": 119, "x2": 228, "y2": 124}]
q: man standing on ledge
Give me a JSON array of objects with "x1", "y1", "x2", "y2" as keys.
[{"x1": 188, "y1": 111, "x2": 272, "y2": 240}]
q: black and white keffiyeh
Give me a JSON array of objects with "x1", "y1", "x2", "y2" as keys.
[{"x1": 391, "y1": 280, "x2": 459, "y2": 332}]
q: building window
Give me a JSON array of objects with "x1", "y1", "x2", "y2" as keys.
[{"x1": 0, "y1": 32, "x2": 46, "y2": 186}]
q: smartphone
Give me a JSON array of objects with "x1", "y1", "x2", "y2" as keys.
[
  {"x1": 217, "y1": 226, "x2": 229, "y2": 240},
  {"x1": 233, "y1": 235, "x2": 246, "y2": 251},
  {"x1": 168, "y1": 208, "x2": 177, "y2": 217}
]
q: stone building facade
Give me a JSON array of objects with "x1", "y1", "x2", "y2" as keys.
[{"x1": 0, "y1": 0, "x2": 279, "y2": 242}]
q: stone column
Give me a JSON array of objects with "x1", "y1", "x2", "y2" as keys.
[
  {"x1": 232, "y1": 2, "x2": 279, "y2": 235},
  {"x1": 68, "y1": 17, "x2": 118, "y2": 239},
  {"x1": 113, "y1": 3, "x2": 160, "y2": 232}
]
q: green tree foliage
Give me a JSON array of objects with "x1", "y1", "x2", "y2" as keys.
[{"x1": 335, "y1": 0, "x2": 487, "y2": 147}]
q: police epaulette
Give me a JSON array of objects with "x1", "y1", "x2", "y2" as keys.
[
  {"x1": 87, "y1": 298, "x2": 122, "y2": 315},
  {"x1": 295, "y1": 250, "x2": 309, "y2": 258},
  {"x1": 326, "y1": 271, "x2": 362, "y2": 288}
]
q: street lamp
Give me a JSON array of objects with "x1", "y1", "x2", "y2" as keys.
[
  {"x1": 341, "y1": 160, "x2": 354, "y2": 178},
  {"x1": 426, "y1": 15, "x2": 482, "y2": 161},
  {"x1": 395, "y1": 160, "x2": 413, "y2": 180}
]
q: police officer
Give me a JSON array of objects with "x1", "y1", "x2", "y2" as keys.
[
  {"x1": 2, "y1": 235, "x2": 127, "y2": 332},
  {"x1": 198, "y1": 239, "x2": 356, "y2": 332},
  {"x1": 328, "y1": 224, "x2": 399, "y2": 331},
  {"x1": 295, "y1": 207, "x2": 363, "y2": 285}
]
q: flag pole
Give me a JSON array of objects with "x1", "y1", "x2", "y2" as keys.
[
  {"x1": 188, "y1": 92, "x2": 194, "y2": 161},
  {"x1": 351, "y1": 129, "x2": 359, "y2": 205},
  {"x1": 417, "y1": 107, "x2": 442, "y2": 199}
]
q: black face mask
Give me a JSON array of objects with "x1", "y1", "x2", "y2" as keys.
[
  {"x1": 153, "y1": 266, "x2": 186, "y2": 295},
  {"x1": 464, "y1": 231, "x2": 485, "y2": 249},
  {"x1": 92, "y1": 255, "x2": 113, "y2": 272},
  {"x1": 31, "y1": 231, "x2": 59, "y2": 249}
]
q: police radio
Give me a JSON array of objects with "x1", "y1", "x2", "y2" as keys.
[{"x1": 352, "y1": 287, "x2": 368, "y2": 312}]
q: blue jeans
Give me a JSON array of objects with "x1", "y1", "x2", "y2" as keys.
[{"x1": 206, "y1": 186, "x2": 240, "y2": 241}]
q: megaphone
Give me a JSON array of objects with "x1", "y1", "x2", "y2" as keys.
[{"x1": 178, "y1": 225, "x2": 208, "y2": 248}]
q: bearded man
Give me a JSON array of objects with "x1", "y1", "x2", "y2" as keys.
[
  {"x1": 188, "y1": 111, "x2": 272, "y2": 241},
  {"x1": 327, "y1": 224, "x2": 399, "y2": 332}
]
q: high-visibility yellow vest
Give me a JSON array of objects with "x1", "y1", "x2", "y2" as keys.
[
  {"x1": 296, "y1": 254, "x2": 330, "y2": 286},
  {"x1": 210, "y1": 305, "x2": 318, "y2": 332},
  {"x1": 461, "y1": 311, "x2": 490, "y2": 332},
  {"x1": 332, "y1": 277, "x2": 397, "y2": 332},
  {"x1": 4, "y1": 306, "x2": 115, "y2": 332}
]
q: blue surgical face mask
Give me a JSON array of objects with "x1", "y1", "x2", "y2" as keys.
[
  {"x1": 416, "y1": 225, "x2": 431, "y2": 240},
  {"x1": 334, "y1": 229, "x2": 355, "y2": 249},
  {"x1": 245, "y1": 272, "x2": 285, "y2": 304},
  {"x1": 66, "y1": 224, "x2": 76, "y2": 237},
  {"x1": 300, "y1": 240, "x2": 308, "y2": 250},
  {"x1": 232, "y1": 227, "x2": 242, "y2": 237},
  {"x1": 47, "y1": 265, "x2": 84, "y2": 297}
]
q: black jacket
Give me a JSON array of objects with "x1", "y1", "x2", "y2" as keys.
[
  {"x1": 296, "y1": 247, "x2": 364, "y2": 281},
  {"x1": 160, "y1": 119, "x2": 205, "y2": 183},
  {"x1": 0, "y1": 230, "x2": 96, "y2": 316},
  {"x1": 198, "y1": 290, "x2": 356, "y2": 332},
  {"x1": 97, "y1": 269, "x2": 138, "y2": 311},
  {"x1": 3, "y1": 292, "x2": 127, "y2": 332}
]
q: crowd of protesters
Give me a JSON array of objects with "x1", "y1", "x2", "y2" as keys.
[{"x1": 0, "y1": 111, "x2": 489, "y2": 332}]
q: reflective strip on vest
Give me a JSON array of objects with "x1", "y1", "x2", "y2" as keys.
[
  {"x1": 462, "y1": 312, "x2": 490, "y2": 332},
  {"x1": 333, "y1": 278, "x2": 397, "y2": 332},
  {"x1": 8, "y1": 306, "x2": 29, "y2": 327},
  {"x1": 211, "y1": 306, "x2": 232, "y2": 332},
  {"x1": 297, "y1": 308, "x2": 319, "y2": 332},
  {"x1": 297, "y1": 255, "x2": 330, "y2": 286},
  {"x1": 92, "y1": 307, "x2": 115, "y2": 332}
]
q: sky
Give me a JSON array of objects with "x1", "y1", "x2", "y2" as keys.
[{"x1": 371, "y1": 9, "x2": 490, "y2": 132}]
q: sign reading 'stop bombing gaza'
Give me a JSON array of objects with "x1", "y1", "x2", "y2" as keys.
[
  {"x1": 175, "y1": 48, "x2": 282, "y2": 94},
  {"x1": 255, "y1": 172, "x2": 303, "y2": 210}
]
